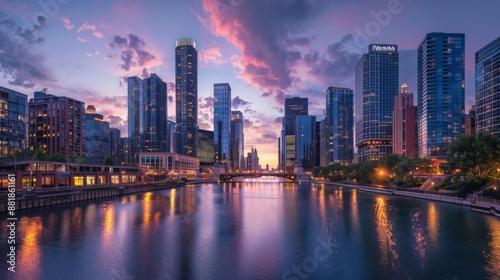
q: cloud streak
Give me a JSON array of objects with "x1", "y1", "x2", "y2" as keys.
[{"x1": 108, "y1": 33, "x2": 160, "y2": 71}]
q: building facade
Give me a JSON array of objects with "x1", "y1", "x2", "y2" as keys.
[
  {"x1": 0, "y1": 86, "x2": 27, "y2": 158},
  {"x1": 175, "y1": 38, "x2": 198, "y2": 157},
  {"x1": 139, "y1": 152, "x2": 200, "y2": 179},
  {"x1": 465, "y1": 106, "x2": 476, "y2": 135},
  {"x1": 418, "y1": 33, "x2": 465, "y2": 158},
  {"x1": 28, "y1": 89, "x2": 85, "y2": 158},
  {"x1": 198, "y1": 129, "x2": 215, "y2": 166},
  {"x1": 142, "y1": 73, "x2": 168, "y2": 152},
  {"x1": 167, "y1": 121, "x2": 176, "y2": 153},
  {"x1": 246, "y1": 147, "x2": 259, "y2": 172},
  {"x1": 325, "y1": 87, "x2": 354, "y2": 165},
  {"x1": 230, "y1": 111, "x2": 244, "y2": 172},
  {"x1": 84, "y1": 105, "x2": 110, "y2": 164},
  {"x1": 110, "y1": 128, "x2": 121, "y2": 165},
  {"x1": 393, "y1": 83, "x2": 418, "y2": 157},
  {"x1": 213, "y1": 83, "x2": 231, "y2": 169},
  {"x1": 127, "y1": 76, "x2": 143, "y2": 165},
  {"x1": 282, "y1": 97, "x2": 308, "y2": 171},
  {"x1": 355, "y1": 44, "x2": 399, "y2": 162},
  {"x1": 475, "y1": 36, "x2": 500, "y2": 137},
  {"x1": 295, "y1": 115, "x2": 316, "y2": 170}
]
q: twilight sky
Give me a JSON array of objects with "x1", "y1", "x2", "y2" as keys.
[{"x1": 1, "y1": 0, "x2": 499, "y2": 168}]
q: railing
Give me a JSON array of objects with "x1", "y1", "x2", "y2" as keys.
[{"x1": 476, "y1": 196, "x2": 500, "y2": 206}]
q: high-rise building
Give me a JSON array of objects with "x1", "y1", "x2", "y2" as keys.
[
  {"x1": 230, "y1": 111, "x2": 244, "y2": 172},
  {"x1": 475, "y1": 36, "x2": 500, "y2": 137},
  {"x1": 319, "y1": 119, "x2": 329, "y2": 166},
  {"x1": 127, "y1": 76, "x2": 143, "y2": 165},
  {"x1": 127, "y1": 74, "x2": 168, "y2": 165},
  {"x1": 325, "y1": 87, "x2": 354, "y2": 165},
  {"x1": 0, "y1": 86, "x2": 27, "y2": 158},
  {"x1": 142, "y1": 73, "x2": 168, "y2": 152},
  {"x1": 119, "y1": 137, "x2": 132, "y2": 165},
  {"x1": 167, "y1": 121, "x2": 176, "y2": 153},
  {"x1": 110, "y1": 128, "x2": 121, "y2": 165},
  {"x1": 198, "y1": 129, "x2": 214, "y2": 166},
  {"x1": 246, "y1": 147, "x2": 259, "y2": 172},
  {"x1": 355, "y1": 44, "x2": 399, "y2": 162},
  {"x1": 418, "y1": 33, "x2": 465, "y2": 158},
  {"x1": 213, "y1": 83, "x2": 231, "y2": 169},
  {"x1": 282, "y1": 97, "x2": 308, "y2": 171},
  {"x1": 175, "y1": 38, "x2": 198, "y2": 157},
  {"x1": 315, "y1": 121, "x2": 321, "y2": 168},
  {"x1": 465, "y1": 106, "x2": 476, "y2": 135},
  {"x1": 84, "y1": 105, "x2": 110, "y2": 164},
  {"x1": 295, "y1": 115, "x2": 316, "y2": 170},
  {"x1": 393, "y1": 83, "x2": 418, "y2": 157},
  {"x1": 28, "y1": 89, "x2": 85, "y2": 158}
]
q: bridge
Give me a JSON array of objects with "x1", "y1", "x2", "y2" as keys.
[{"x1": 219, "y1": 172, "x2": 301, "y2": 181}]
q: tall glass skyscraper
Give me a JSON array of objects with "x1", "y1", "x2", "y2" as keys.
[
  {"x1": 355, "y1": 44, "x2": 399, "y2": 162},
  {"x1": 0, "y1": 86, "x2": 27, "y2": 158},
  {"x1": 325, "y1": 87, "x2": 354, "y2": 165},
  {"x1": 127, "y1": 73, "x2": 168, "y2": 165},
  {"x1": 214, "y1": 83, "x2": 231, "y2": 169},
  {"x1": 127, "y1": 76, "x2": 143, "y2": 165},
  {"x1": 282, "y1": 97, "x2": 308, "y2": 171},
  {"x1": 175, "y1": 38, "x2": 198, "y2": 157},
  {"x1": 198, "y1": 129, "x2": 214, "y2": 166},
  {"x1": 142, "y1": 73, "x2": 168, "y2": 152},
  {"x1": 418, "y1": 33, "x2": 465, "y2": 158},
  {"x1": 475, "y1": 36, "x2": 500, "y2": 137},
  {"x1": 230, "y1": 111, "x2": 244, "y2": 172},
  {"x1": 295, "y1": 115, "x2": 316, "y2": 170}
]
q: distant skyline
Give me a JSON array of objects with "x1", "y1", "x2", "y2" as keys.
[{"x1": 1, "y1": 0, "x2": 499, "y2": 167}]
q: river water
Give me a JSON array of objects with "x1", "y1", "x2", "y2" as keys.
[{"x1": 1, "y1": 177, "x2": 499, "y2": 280}]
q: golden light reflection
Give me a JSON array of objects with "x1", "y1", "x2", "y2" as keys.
[
  {"x1": 103, "y1": 205, "x2": 115, "y2": 238},
  {"x1": 318, "y1": 187, "x2": 326, "y2": 223},
  {"x1": 18, "y1": 217, "x2": 43, "y2": 278},
  {"x1": 374, "y1": 196, "x2": 403, "y2": 276},
  {"x1": 143, "y1": 192, "x2": 153, "y2": 224},
  {"x1": 411, "y1": 209, "x2": 428, "y2": 263},
  {"x1": 351, "y1": 190, "x2": 360, "y2": 233},
  {"x1": 427, "y1": 203, "x2": 439, "y2": 245},
  {"x1": 486, "y1": 217, "x2": 500, "y2": 277},
  {"x1": 170, "y1": 188, "x2": 176, "y2": 216}
]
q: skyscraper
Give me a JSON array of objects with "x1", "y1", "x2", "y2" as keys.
[
  {"x1": 127, "y1": 73, "x2": 168, "y2": 164},
  {"x1": 393, "y1": 83, "x2": 418, "y2": 157},
  {"x1": 127, "y1": 76, "x2": 143, "y2": 165},
  {"x1": 142, "y1": 73, "x2": 168, "y2": 152},
  {"x1": 84, "y1": 105, "x2": 110, "y2": 164},
  {"x1": 230, "y1": 111, "x2": 244, "y2": 172},
  {"x1": 0, "y1": 86, "x2": 27, "y2": 158},
  {"x1": 465, "y1": 106, "x2": 476, "y2": 135},
  {"x1": 295, "y1": 115, "x2": 316, "y2": 170},
  {"x1": 175, "y1": 38, "x2": 198, "y2": 157},
  {"x1": 475, "y1": 36, "x2": 500, "y2": 137},
  {"x1": 167, "y1": 121, "x2": 176, "y2": 153},
  {"x1": 28, "y1": 89, "x2": 85, "y2": 158},
  {"x1": 282, "y1": 97, "x2": 308, "y2": 171},
  {"x1": 355, "y1": 44, "x2": 399, "y2": 162},
  {"x1": 418, "y1": 33, "x2": 465, "y2": 158},
  {"x1": 325, "y1": 87, "x2": 354, "y2": 165},
  {"x1": 213, "y1": 83, "x2": 231, "y2": 169}
]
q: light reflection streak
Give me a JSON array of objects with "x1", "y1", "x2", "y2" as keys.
[
  {"x1": 411, "y1": 208, "x2": 428, "y2": 264},
  {"x1": 18, "y1": 217, "x2": 43, "y2": 279},
  {"x1": 373, "y1": 197, "x2": 407, "y2": 278},
  {"x1": 427, "y1": 203, "x2": 439, "y2": 245},
  {"x1": 486, "y1": 217, "x2": 500, "y2": 277}
]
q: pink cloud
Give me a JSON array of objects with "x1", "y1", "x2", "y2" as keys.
[
  {"x1": 60, "y1": 17, "x2": 74, "y2": 31},
  {"x1": 199, "y1": 45, "x2": 224, "y2": 66},
  {"x1": 77, "y1": 22, "x2": 97, "y2": 33},
  {"x1": 76, "y1": 37, "x2": 88, "y2": 43},
  {"x1": 92, "y1": 31, "x2": 105, "y2": 39}
]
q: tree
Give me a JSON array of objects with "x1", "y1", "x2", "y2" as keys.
[
  {"x1": 103, "y1": 156, "x2": 114, "y2": 166},
  {"x1": 395, "y1": 157, "x2": 432, "y2": 187},
  {"x1": 68, "y1": 155, "x2": 86, "y2": 164},
  {"x1": 32, "y1": 148, "x2": 48, "y2": 161},
  {"x1": 447, "y1": 133, "x2": 500, "y2": 186},
  {"x1": 48, "y1": 153, "x2": 67, "y2": 162}
]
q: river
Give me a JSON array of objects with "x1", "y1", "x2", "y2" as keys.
[{"x1": 1, "y1": 177, "x2": 499, "y2": 280}]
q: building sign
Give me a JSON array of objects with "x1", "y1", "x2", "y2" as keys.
[{"x1": 370, "y1": 44, "x2": 398, "y2": 52}]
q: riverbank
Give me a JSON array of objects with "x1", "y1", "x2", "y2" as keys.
[
  {"x1": 0, "y1": 182, "x2": 184, "y2": 213},
  {"x1": 306, "y1": 180, "x2": 500, "y2": 218}
]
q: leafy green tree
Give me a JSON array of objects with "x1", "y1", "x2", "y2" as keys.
[
  {"x1": 447, "y1": 133, "x2": 500, "y2": 187},
  {"x1": 395, "y1": 157, "x2": 432, "y2": 187},
  {"x1": 48, "y1": 153, "x2": 67, "y2": 162},
  {"x1": 32, "y1": 148, "x2": 48, "y2": 161},
  {"x1": 103, "y1": 156, "x2": 114, "y2": 166},
  {"x1": 68, "y1": 155, "x2": 86, "y2": 164}
]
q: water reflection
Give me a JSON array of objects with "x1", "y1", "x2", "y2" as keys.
[{"x1": 1, "y1": 180, "x2": 500, "y2": 280}]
